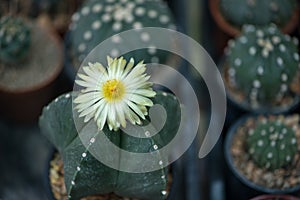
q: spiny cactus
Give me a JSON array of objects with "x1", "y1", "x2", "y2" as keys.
[
  {"x1": 67, "y1": 0, "x2": 176, "y2": 69},
  {"x1": 39, "y1": 90, "x2": 180, "y2": 200},
  {"x1": 226, "y1": 24, "x2": 300, "y2": 108},
  {"x1": 220, "y1": 0, "x2": 298, "y2": 29},
  {"x1": 0, "y1": 16, "x2": 31, "y2": 64},
  {"x1": 246, "y1": 118, "x2": 298, "y2": 170}
]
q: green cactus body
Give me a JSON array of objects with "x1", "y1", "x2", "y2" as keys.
[
  {"x1": 68, "y1": 0, "x2": 176, "y2": 68},
  {"x1": 226, "y1": 24, "x2": 300, "y2": 107},
  {"x1": 0, "y1": 16, "x2": 31, "y2": 64},
  {"x1": 39, "y1": 91, "x2": 180, "y2": 200},
  {"x1": 220, "y1": 0, "x2": 297, "y2": 28},
  {"x1": 246, "y1": 118, "x2": 298, "y2": 170}
]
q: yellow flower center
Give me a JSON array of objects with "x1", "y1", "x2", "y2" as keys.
[{"x1": 102, "y1": 79, "x2": 125, "y2": 102}]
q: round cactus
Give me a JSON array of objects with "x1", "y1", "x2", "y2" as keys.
[
  {"x1": 67, "y1": 0, "x2": 176, "y2": 69},
  {"x1": 0, "y1": 16, "x2": 31, "y2": 64},
  {"x1": 220, "y1": 0, "x2": 298, "y2": 29},
  {"x1": 246, "y1": 118, "x2": 298, "y2": 170},
  {"x1": 225, "y1": 24, "x2": 300, "y2": 107}
]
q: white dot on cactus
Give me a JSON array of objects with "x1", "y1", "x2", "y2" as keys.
[
  {"x1": 151, "y1": 56, "x2": 159, "y2": 63},
  {"x1": 145, "y1": 131, "x2": 150, "y2": 137},
  {"x1": 280, "y1": 84, "x2": 287, "y2": 92},
  {"x1": 294, "y1": 53, "x2": 299, "y2": 61},
  {"x1": 141, "y1": 32, "x2": 150, "y2": 42},
  {"x1": 276, "y1": 57, "x2": 283, "y2": 66},
  {"x1": 293, "y1": 37, "x2": 299, "y2": 45},
  {"x1": 77, "y1": 166, "x2": 81, "y2": 171},
  {"x1": 239, "y1": 36, "x2": 248, "y2": 44},
  {"x1": 55, "y1": 98, "x2": 58, "y2": 103},
  {"x1": 279, "y1": 134, "x2": 283, "y2": 140},
  {"x1": 267, "y1": 152, "x2": 273, "y2": 159},
  {"x1": 46, "y1": 106, "x2": 50, "y2": 110},
  {"x1": 282, "y1": 128, "x2": 287, "y2": 134},
  {"x1": 228, "y1": 68, "x2": 235, "y2": 77},
  {"x1": 257, "y1": 140, "x2": 263, "y2": 147},
  {"x1": 92, "y1": 20, "x2": 102, "y2": 30},
  {"x1": 111, "y1": 35, "x2": 122, "y2": 43},
  {"x1": 281, "y1": 73, "x2": 288, "y2": 82},
  {"x1": 135, "y1": 7, "x2": 145, "y2": 16},
  {"x1": 269, "y1": 126, "x2": 275, "y2": 132},
  {"x1": 82, "y1": 152, "x2": 87, "y2": 157},
  {"x1": 234, "y1": 58, "x2": 241, "y2": 66},
  {"x1": 261, "y1": 130, "x2": 266, "y2": 136},
  {"x1": 125, "y1": 14, "x2": 134, "y2": 23},
  {"x1": 249, "y1": 47, "x2": 256, "y2": 55},
  {"x1": 92, "y1": 4, "x2": 102, "y2": 13},
  {"x1": 127, "y1": 2, "x2": 135, "y2": 9},
  {"x1": 153, "y1": 144, "x2": 158, "y2": 150},
  {"x1": 280, "y1": 144, "x2": 285, "y2": 150},
  {"x1": 286, "y1": 155, "x2": 291, "y2": 161},
  {"x1": 279, "y1": 44, "x2": 286, "y2": 52},
  {"x1": 272, "y1": 36, "x2": 280, "y2": 44},
  {"x1": 112, "y1": 22, "x2": 122, "y2": 32},
  {"x1": 65, "y1": 94, "x2": 71, "y2": 98},
  {"x1": 249, "y1": 148, "x2": 255, "y2": 154},
  {"x1": 148, "y1": 10, "x2": 158, "y2": 18},
  {"x1": 244, "y1": 24, "x2": 255, "y2": 32},
  {"x1": 248, "y1": 129, "x2": 254, "y2": 136},
  {"x1": 162, "y1": 92, "x2": 167, "y2": 96},
  {"x1": 110, "y1": 49, "x2": 119, "y2": 57},
  {"x1": 265, "y1": 162, "x2": 270, "y2": 168},
  {"x1": 147, "y1": 46, "x2": 157, "y2": 55},
  {"x1": 136, "y1": 0, "x2": 144, "y2": 4},
  {"x1": 257, "y1": 66, "x2": 264, "y2": 75},
  {"x1": 262, "y1": 49, "x2": 269, "y2": 58},
  {"x1": 253, "y1": 80, "x2": 261, "y2": 88},
  {"x1": 90, "y1": 137, "x2": 96, "y2": 143},
  {"x1": 159, "y1": 160, "x2": 163, "y2": 165},
  {"x1": 78, "y1": 43, "x2": 86, "y2": 53},
  {"x1": 133, "y1": 22, "x2": 143, "y2": 29},
  {"x1": 159, "y1": 15, "x2": 170, "y2": 24},
  {"x1": 291, "y1": 138, "x2": 297, "y2": 144},
  {"x1": 81, "y1": 7, "x2": 90, "y2": 16},
  {"x1": 68, "y1": 195, "x2": 71, "y2": 198},
  {"x1": 102, "y1": 14, "x2": 111, "y2": 22},
  {"x1": 161, "y1": 190, "x2": 167, "y2": 195},
  {"x1": 71, "y1": 181, "x2": 75, "y2": 185},
  {"x1": 271, "y1": 141, "x2": 276, "y2": 147},
  {"x1": 105, "y1": 5, "x2": 114, "y2": 12},
  {"x1": 284, "y1": 35, "x2": 291, "y2": 41},
  {"x1": 72, "y1": 13, "x2": 80, "y2": 22},
  {"x1": 228, "y1": 39, "x2": 235, "y2": 48},
  {"x1": 161, "y1": 175, "x2": 165, "y2": 179},
  {"x1": 83, "y1": 31, "x2": 92, "y2": 41},
  {"x1": 256, "y1": 30, "x2": 264, "y2": 38},
  {"x1": 268, "y1": 26, "x2": 276, "y2": 34}
]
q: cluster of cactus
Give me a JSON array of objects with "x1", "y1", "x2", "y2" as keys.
[
  {"x1": 226, "y1": 24, "x2": 300, "y2": 107},
  {"x1": 39, "y1": 91, "x2": 180, "y2": 200},
  {"x1": 0, "y1": 16, "x2": 31, "y2": 64},
  {"x1": 68, "y1": 0, "x2": 176, "y2": 69},
  {"x1": 220, "y1": 0, "x2": 297, "y2": 29},
  {"x1": 246, "y1": 118, "x2": 298, "y2": 170}
]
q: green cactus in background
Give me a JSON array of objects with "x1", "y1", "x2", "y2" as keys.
[
  {"x1": 39, "y1": 90, "x2": 180, "y2": 200},
  {"x1": 67, "y1": 0, "x2": 176, "y2": 68},
  {"x1": 246, "y1": 118, "x2": 298, "y2": 170},
  {"x1": 0, "y1": 16, "x2": 31, "y2": 64},
  {"x1": 226, "y1": 24, "x2": 300, "y2": 107},
  {"x1": 220, "y1": 0, "x2": 297, "y2": 29}
]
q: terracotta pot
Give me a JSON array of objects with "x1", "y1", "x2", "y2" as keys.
[
  {"x1": 209, "y1": 0, "x2": 300, "y2": 37},
  {"x1": 250, "y1": 194, "x2": 300, "y2": 200},
  {"x1": 0, "y1": 20, "x2": 63, "y2": 123}
]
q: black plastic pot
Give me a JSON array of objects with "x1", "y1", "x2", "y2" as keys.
[{"x1": 224, "y1": 115, "x2": 300, "y2": 200}]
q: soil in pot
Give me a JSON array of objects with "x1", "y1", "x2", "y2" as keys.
[
  {"x1": 229, "y1": 115, "x2": 300, "y2": 192},
  {"x1": 49, "y1": 153, "x2": 173, "y2": 200},
  {"x1": 0, "y1": 20, "x2": 63, "y2": 123}
]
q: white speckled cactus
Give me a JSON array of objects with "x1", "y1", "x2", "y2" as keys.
[
  {"x1": 226, "y1": 24, "x2": 300, "y2": 108},
  {"x1": 68, "y1": 0, "x2": 176, "y2": 69},
  {"x1": 220, "y1": 0, "x2": 298, "y2": 29},
  {"x1": 247, "y1": 118, "x2": 298, "y2": 170},
  {"x1": 0, "y1": 16, "x2": 31, "y2": 64}
]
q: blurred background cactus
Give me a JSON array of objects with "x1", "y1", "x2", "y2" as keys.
[
  {"x1": 0, "y1": 16, "x2": 31, "y2": 64},
  {"x1": 246, "y1": 119, "x2": 298, "y2": 170},
  {"x1": 219, "y1": 0, "x2": 298, "y2": 30},
  {"x1": 225, "y1": 24, "x2": 300, "y2": 109},
  {"x1": 67, "y1": 0, "x2": 177, "y2": 70},
  {"x1": 39, "y1": 91, "x2": 181, "y2": 199}
]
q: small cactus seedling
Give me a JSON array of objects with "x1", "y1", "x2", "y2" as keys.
[
  {"x1": 220, "y1": 0, "x2": 298, "y2": 29},
  {"x1": 68, "y1": 0, "x2": 176, "y2": 68},
  {"x1": 0, "y1": 16, "x2": 31, "y2": 64},
  {"x1": 226, "y1": 24, "x2": 300, "y2": 108},
  {"x1": 247, "y1": 118, "x2": 298, "y2": 170}
]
